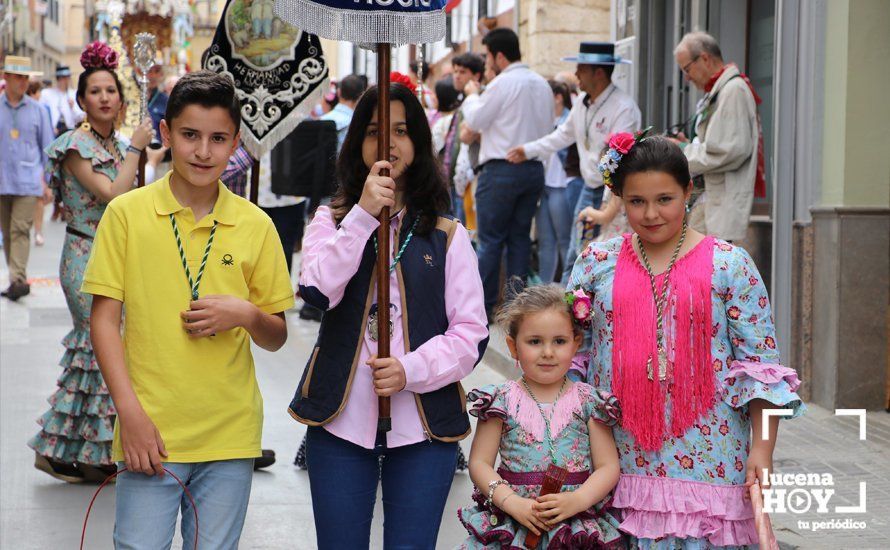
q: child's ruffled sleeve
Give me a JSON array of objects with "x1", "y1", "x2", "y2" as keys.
[
  {"x1": 579, "y1": 383, "x2": 622, "y2": 427},
  {"x1": 467, "y1": 383, "x2": 508, "y2": 422},
  {"x1": 720, "y1": 245, "x2": 805, "y2": 418}
]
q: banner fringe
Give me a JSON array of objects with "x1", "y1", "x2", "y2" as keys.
[{"x1": 273, "y1": 0, "x2": 446, "y2": 47}]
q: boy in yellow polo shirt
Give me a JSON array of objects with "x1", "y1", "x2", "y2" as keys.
[{"x1": 84, "y1": 71, "x2": 294, "y2": 548}]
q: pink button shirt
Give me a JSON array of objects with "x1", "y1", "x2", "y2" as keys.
[{"x1": 300, "y1": 205, "x2": 488, "y2": 449}]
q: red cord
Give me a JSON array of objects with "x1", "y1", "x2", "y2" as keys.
[{"x1": 80, "y1": 467, "x2": 199, "y2": 549}]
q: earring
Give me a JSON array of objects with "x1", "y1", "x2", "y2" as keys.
[
  {"x1": 514, "y1": 359, "x2": 521, "y2": 370},
  {"x1": 685, "y1": 202, "x2": 691, "y2": 214},
  {"x1": 79, "y1": 120, "x2": 91, "y2": 133}
]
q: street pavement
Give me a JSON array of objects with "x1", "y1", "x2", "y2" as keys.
[{"x1": 2, "y1": 214, "x2": 889, "y2": 549}]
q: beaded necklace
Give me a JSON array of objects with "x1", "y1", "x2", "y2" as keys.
[{"x1": 636, "y1": 222, "x2": 688, "y2": 380}]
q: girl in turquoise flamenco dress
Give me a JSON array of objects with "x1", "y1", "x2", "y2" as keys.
[
  {"x1": 27, "y1": 41, "x2": 154, "y2": 483},
  {"x1": 457, "y1": 284, "x2": 626, "y2": 549}
]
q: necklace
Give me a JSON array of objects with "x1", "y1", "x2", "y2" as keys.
[
  {"x1": 520, "y1": 376, "x2": 568, "y2": 464},
  {"x1": 90, "y1": 126, "x2": 122, "y2": 166},
  {"x1": 169, "y1": 214, "x2": 218, "y2": 301},
  {"x1": 372, "y1": 215, "x2": 419, "y2": 273},
  {"x1": 636, "y1": 223, "x2": 688, "y2": 381},
  {"x1": 584, "y1": 86, "x2": 616, "y2": 150}
]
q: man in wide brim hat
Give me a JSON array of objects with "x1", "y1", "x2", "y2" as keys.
[
  {"x1": 2, "y1": 55, "x2": 44, "y2": 77},
  {"x1": 560, "y1": 41, "x2": 632, "y2": 65},
  {"x1": 506, "y1": 41, "x2": 641, "y2": 283},
  {"x1": 1, "y1": 55, "x2": 53, "y2": 301}
]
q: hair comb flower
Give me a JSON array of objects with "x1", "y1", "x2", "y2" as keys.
[
  {"x1": 389, "y1": 71, "x2": 414, "y2": 90},
  {"x1": 80, "y1": 41, "x2": 119, "y2": 71},
  {"x1": 565, "y1": 288, "x2": 593, "y2": 330},
  {"x1": 597, "y1": 126, "x2": 654, "y2": 189}
]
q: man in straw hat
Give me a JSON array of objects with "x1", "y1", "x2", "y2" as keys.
[
  {"x1": 0, "y1": 56, "x2": 53, "y2": 300},
  {"x1": 507, "y1": 41, "x2": 641, "y2": 283}
]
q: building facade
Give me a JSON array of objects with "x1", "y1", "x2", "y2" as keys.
[{"x1": 617, "y1": 0, "x2": 889, "y2": 410}]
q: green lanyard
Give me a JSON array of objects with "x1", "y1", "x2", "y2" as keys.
[
  {"x1": 373, "y1": 216, "x2": 419, "y2": 273},
  {"x1": 170, "y1": 214, "x2": 217, "y2": 300}
]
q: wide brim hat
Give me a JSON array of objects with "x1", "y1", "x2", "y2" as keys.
[
  {"x1": 2, "y1": 55, "x2": 43, "y2": 76},
  {"x1": 562, "y1": 42, "x2": 631, "y2": 65}
]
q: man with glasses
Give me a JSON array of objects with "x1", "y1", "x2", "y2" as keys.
[{"x1": 671, "y1": 31, "x2": 763, "y2": 243}]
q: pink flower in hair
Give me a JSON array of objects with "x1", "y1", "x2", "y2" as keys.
[
  {"x1": 80, "y1": 41, "x2": 119, "y2": 71},
  {"x1": 608, "y1": 132, "x2": 636, "y2": 155},
  {"x1": 571, "y1": 289, "x2": 592, "y2": 323}
]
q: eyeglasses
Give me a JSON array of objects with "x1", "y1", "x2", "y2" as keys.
[{"x1": 681, "y1": 56, "x2": 701, "y2": 74}]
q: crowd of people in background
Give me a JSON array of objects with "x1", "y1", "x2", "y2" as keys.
[{"x1": 0, "y1": 25, "x2": 774, "y2": 549}]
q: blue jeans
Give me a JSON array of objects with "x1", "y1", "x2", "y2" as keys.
[
  {"x1": 561, "y1": 185, "x2": 605, "y2": 284},
  {"x1": 536, "y1": 186, "x2": 573, "y2": 283},
  {"x1": 113, "y1": 459, "x2": 254, "y2": 550},
  {"x1": 306, "y1": 426, "x2": 458, "y2": 550},
  {"x1": 565, "y1": 177, "x2": 584, "y2": 219},
  {"x1": 450, "y1": 185, "x2": 466, "y2": 225},
  {"x1": 475, "y1": 160, "x2": 545, "y2": 314}
]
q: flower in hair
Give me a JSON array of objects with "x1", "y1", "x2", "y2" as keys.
[
  {"x1": 80, "y1": 41, "x2": 119, "y2": 71},
  {"x1": 389, "y1": 71, "x2": 414, "y2": 90},
  {"x1": 597, "y1": 126, "x2": 654, "y2": 189},
  {"x1": 565, "y1": 288, "x2": 593, "y2": 329}
]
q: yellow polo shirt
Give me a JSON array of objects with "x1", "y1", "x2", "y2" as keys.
[{"x1": 82, "y1": 172, "x2": 295, "y2": 463}]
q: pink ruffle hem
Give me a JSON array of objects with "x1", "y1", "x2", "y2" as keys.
[{"x1": 613, "y1": 474, "x2": 758, "y2": 546}]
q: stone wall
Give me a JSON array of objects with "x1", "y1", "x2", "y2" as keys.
[{"x1": 518, "y1": 0, "x2": 611, "y2": 78}]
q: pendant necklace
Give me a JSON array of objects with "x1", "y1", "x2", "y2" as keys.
[
  {"x1": 636, "y1": 222, "x2": 687, "y2": 381},
  {"x1": 520, "y1": 376, "x2": 568, "y2": 466},
  {"x1": 367, "y1": 215, "x2": 419, "y2": 341},
  {"x1": 584, "y1": 86, "x2": 616, "y2": 150},
  {"x1": 9, "y1": 106, "x2": 20, "y2": 139}
]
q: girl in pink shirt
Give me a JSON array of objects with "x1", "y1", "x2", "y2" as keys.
[{"x1": 290, "y1": 79, "x2": 488, "y2": 549}]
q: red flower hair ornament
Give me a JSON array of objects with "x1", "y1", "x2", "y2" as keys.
[
  {"x1": 80, "y1": 42, "x2": 119, "y2": 71},
  {"x1": 389, "y1": 71, "x2": 415, "y2": 90},
  {"x1": 597, "y1": 126, "x2": 654, "y2": 189}
]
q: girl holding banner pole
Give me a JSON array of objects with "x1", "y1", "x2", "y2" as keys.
[{"x1": 289, "y1": 79, "x2": 488, "y2": 549}]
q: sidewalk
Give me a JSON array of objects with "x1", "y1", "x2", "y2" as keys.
[{"x1": 2, "y1": 215, "x2": 889, "y2": 548}]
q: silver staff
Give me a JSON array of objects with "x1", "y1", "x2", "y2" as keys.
[{"x1": 133, "y1": 33, "x2": 158, "y2": 124}]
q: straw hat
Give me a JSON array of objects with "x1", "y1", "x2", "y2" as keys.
[{"x1": 2, "y1": 55, "x2": 43, "y2": 77}]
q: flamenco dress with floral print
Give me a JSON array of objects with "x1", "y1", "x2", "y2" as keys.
[
  {"x1": 27, "y1": 128, "x2": 124, "y2": 479},
  {"x1": 569, "y1": 235, "x2": 806, "y2": 549},
  {"x1": 457, "y1": 381, "x2": 626, "y2": 549}
]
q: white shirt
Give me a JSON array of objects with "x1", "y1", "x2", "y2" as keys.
[
  {"x1": 523, "y1": 84, "x2": 640, "y2": 189},
  {"x1": 40, "y1": 87, "x2": 83, "y2": 131},
  {"x1": 460, "y1": 62, "x2": 552, "y2": 165}
]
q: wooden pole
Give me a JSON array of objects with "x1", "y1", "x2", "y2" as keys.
[
  {"x1": 138, "y1": 151, "x2": 146, "y2": 187},
  {"x1": 250, "y1": 157, "x2": 260, "y2": 204},
  {"x1": 376, "y1": 43, "x2": 392, "y2": 433}
]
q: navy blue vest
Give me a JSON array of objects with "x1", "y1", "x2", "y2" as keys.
[{"x1": 290, "y1": 213, "x2": 488, "y2": 441}]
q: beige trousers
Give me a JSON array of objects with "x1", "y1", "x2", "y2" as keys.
[{"x1": 0, "y1": 195, "x2": 38, "y2": 283}]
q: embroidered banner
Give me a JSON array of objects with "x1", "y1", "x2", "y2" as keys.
[
  {"x1": 205, "y1": 0, "x2": 328, "y2": 157},
  {"x1": 272, "y1": 0, "x2": 447, "y2": 47}
]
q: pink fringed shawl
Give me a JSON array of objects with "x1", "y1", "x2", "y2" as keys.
[{"x1": 612, "y1": 234, "x2": 716, "y2": 452}]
